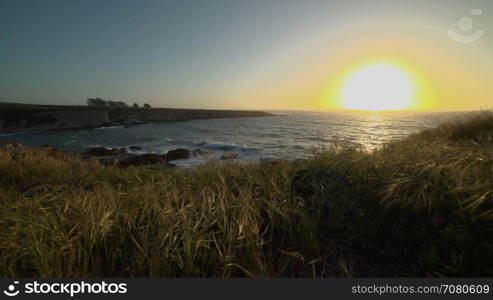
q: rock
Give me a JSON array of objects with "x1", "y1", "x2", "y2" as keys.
[
  {"x1": 129, "y1": 146, "x2": 143, "y2": 151},
  {"x1": 85, "y1": 146, "x2": 121, "y2": 156},
  {"x1": 122, "y1": 119, "x2": 142, "y2": 126},
  {"x1": 192, "y1": 149, "x2": 208, "y2": 156},
  {"x1": 164, "y1": 148, "x2": 190, "y2": 161},
  {"x1": 119, "y1": 154, "x2": 173, "y2": 168},
  {"x1": 220, "y1": 152, "x2": 239, "y2": 160},
  {"x1": 0, "y1": 142, "x2": 22, "y2": 149}
]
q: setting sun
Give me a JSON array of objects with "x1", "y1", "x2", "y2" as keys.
[{"x1": 341, "y1": 63, "x2": 414, "y2": 111}]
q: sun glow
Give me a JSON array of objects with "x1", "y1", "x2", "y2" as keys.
[{"x1": 341, "y1": 63, "x2": 414, "y2": 111}]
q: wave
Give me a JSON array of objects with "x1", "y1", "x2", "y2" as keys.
[
  {"x1": 0, "y1": 131, "x2": 36, "y2": 137},
  {"x1": 64, "y1": 139, "x2": 78, "y2": 145},
  {"x1": 94, "y1": 125, "x2": 124, "y2": 130},
  {"x1": 194, "y1": 141, "x2": 237, "y2": 151}
]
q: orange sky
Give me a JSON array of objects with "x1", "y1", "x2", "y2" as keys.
[{"x1": 237, "y1": 16, "x2": 493, "y2": 111}]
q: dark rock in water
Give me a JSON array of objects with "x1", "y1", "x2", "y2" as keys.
[
  {"x1": 164, "y1": 148, "x2": 190, "y2": 161},
  {"x1": 192, "y1": 148, "x2": 208, "y2": 157},
  {"x1": 86, "y1": 146, "x2": 121, "y2": 156},
  {"x1": 119, "y1": 154, "x2": 173, "y2": 168},
  {"x1": 129, "y1": 146, "x2": 143, "y2": 151},
  {"x1": 119, "y1": 148, "x2": 127, "y2": 154},
  {"x1": 122, "y1": 119, "x2": 142, "y2": 126},
  {"x1": 220, "y1": 152, "x2": 239, "y2": 160}
]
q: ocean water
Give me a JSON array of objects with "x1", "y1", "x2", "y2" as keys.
[{"x1": 0, "y1": 110, "x2": 469, "y2": 167}]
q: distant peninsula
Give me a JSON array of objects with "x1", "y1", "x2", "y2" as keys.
[{"x1": 0, "y1": 102, "x2": 274, "y2": 133}]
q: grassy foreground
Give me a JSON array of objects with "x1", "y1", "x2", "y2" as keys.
[{"x1": 0, "y1": 112, "x2": 492, "y2": 277}]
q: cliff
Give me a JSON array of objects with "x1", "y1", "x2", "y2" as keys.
[
  {"x1": 105, "y1": 107, "x2": 273, "y2": 123},
  {"x1": 0, "y1": 103, "x2": 273, "y2": 133},
  {"x1": 0, "y1": 107, "x2": 110, "y2": 132}
]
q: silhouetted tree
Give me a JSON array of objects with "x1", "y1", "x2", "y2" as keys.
[
  {"x1": 133, "y1": 103, "x2": 139, "y2": 108},
  {"x1": 86, "y1": 98, "x2": 129, "y2": 107},
  {"x1": 143, "y1": 103, "x2": 151, "y2": 108},
  {"x1": 86, "y1": 98, "x2": 107, "y2": 107}
]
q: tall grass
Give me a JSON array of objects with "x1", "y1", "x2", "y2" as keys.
[{"x1": 0, "y1": 112, "x2": 492, "y2": 277}]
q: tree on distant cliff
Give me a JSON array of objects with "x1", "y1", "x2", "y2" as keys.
[
  {"x1": 86, "y1": 98, "x2": 107, "y2": 107},
  {"x1": 133, "y1": 103, "x2": 139, "y2": 108},
  {"x1": 106, "y1": 101, "x2": 127, "y2": 107},
  {"x1": 87, "y1": 98, "x2": 128, "y2": 107},
  {"x1": 143, "y1": 103, "x2": 151, "y2": 108}
]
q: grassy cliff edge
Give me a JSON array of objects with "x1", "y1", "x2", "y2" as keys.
[{"x1": 0, "y1": 112, "x2": 492, "y2": 277}]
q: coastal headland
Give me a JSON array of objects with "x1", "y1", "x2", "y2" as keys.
[{"x1": 0, "y1": 102, "x2": 273, "y2": 133}]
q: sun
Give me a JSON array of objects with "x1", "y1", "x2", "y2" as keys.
[{"x1": 341, "y1": 63, "x2": 414, "y2": 111}]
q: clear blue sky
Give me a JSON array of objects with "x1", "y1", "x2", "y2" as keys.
[{"x1": 1, "y1": 0, "x2": 492, "y2": 109}]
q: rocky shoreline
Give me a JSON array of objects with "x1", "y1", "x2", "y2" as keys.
[{"x1": 0, "y1": 142, "x2": 245, "y2": 169}]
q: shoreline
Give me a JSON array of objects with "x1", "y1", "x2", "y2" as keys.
[
  {"x1": 0, "y1": 142, "x2": 274, "y2": 169},
  {"x1": 0, "y1": 103, "x2": 275, "y2": 134}
]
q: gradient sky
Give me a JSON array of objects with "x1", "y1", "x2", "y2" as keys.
[{"x1": 1, "y1": 0, "x2": 492, "y2": 110}]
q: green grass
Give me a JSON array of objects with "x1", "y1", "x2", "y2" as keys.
[{"x1": 0, "y1": 112, "x2": 492, "y2": 277}]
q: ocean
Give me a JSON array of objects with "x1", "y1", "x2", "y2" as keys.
[{"x1": 0, "y1": 110, "x2": 469, "y2": 167}]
